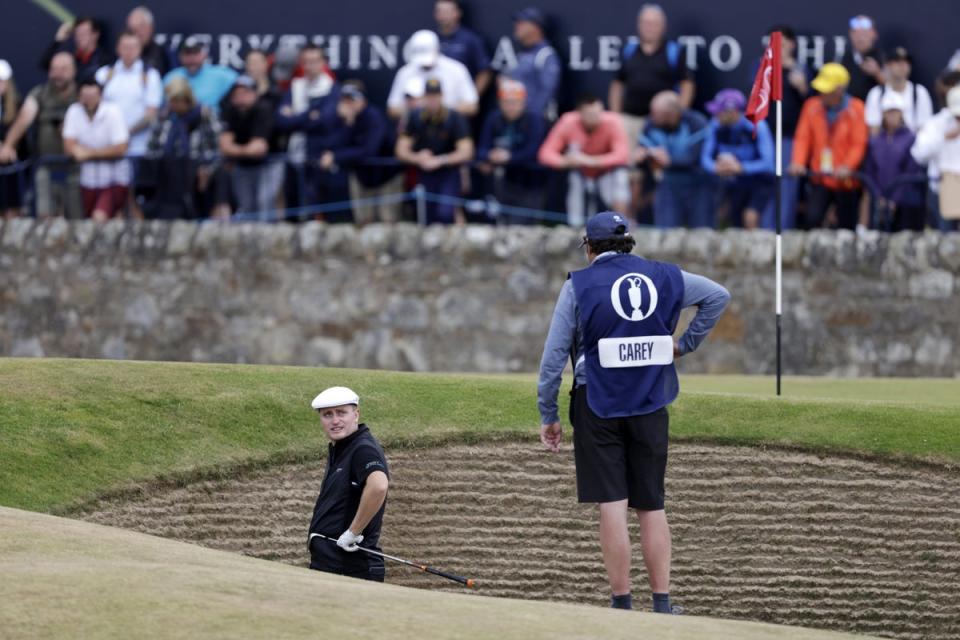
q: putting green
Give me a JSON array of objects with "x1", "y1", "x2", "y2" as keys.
[{"x1": 0, "y1": 507, "x2": 877, "y2": 640}]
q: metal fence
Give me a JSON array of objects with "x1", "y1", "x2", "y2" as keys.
[{"x1": 0, "y1": 153, "x2": 945, "y2": 230}]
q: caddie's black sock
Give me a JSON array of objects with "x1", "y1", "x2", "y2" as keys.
[
  {"x1": 652, "y1": 592, "x2": 672, "y2": 613},
  {"x1": 611, "y1": 593, "x2": 633, "y2": 610}
]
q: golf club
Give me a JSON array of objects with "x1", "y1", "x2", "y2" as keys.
[{"x1": 309, "y1": 533, "x2": 476, "y2": 588}]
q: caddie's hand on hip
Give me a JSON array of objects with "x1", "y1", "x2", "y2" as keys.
[
  {"x1": 540, "y1": 422, "x2": 562, "y2": 453},
  {"x1": 337, "y1": 529, "x2": 364, "y2": 552}
]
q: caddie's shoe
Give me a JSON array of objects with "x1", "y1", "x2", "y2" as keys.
[{"x1": 669, "y1": 604, "x2": 685, "y2": 615}]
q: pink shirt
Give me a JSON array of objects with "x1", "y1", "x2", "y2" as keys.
[{"x1": 538, "y1": 111, "x2": 630, "y2": 178}]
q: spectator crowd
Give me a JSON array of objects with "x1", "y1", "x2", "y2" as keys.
[{"x1": 0, "y1": 3, "x2": 958, "y2": 231}]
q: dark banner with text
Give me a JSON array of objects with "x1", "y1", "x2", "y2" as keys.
[{"x1": 3, "y1": 0, "x2": 955, "y2": 109}]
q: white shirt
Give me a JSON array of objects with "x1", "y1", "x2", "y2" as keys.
[
  {"x1": 864, "y1": 82, "x2": 934, "y2": 132},
  {"x1": 386, "y1": 55, "x2": 478, "y2": 112},
  {"x1": 912, "y1": 108, "x2": 960, "y2": 190},
  {"x1": 95, "y1": 60, "x2": 163, "y2": 156},
  {"x1": 62, "y1": 101, "x2": 130, "y2": 188}
]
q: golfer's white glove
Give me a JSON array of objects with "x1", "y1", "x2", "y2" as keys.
[{"x1": 337, "y1": 529, "x2": 364, "y2": 552}]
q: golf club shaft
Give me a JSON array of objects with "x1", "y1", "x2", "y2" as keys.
[{"x1": 310, "y1": 534, "x2": 475, "y2": 587}]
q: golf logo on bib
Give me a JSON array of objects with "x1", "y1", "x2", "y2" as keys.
[{"x1": 610, "y1": 273, "x2": 658, "y2": 322}]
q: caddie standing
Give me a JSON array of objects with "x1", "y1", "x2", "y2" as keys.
[
  {"x1": 307, "y1": 386, "x2": 390, "y2": 582},
  {"x1": 538, "y1": 211, "x2": 730, "y2": 613}
]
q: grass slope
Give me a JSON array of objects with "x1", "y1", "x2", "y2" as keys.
[
  {"x1": 1, "y1": 358, "x2": 958, "y2": 512},
  {"x1": 0, "y1": 506, "x2": 875, "y2": 640}
]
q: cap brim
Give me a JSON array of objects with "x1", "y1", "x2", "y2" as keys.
[
  {"x1": 412, "y1": 52, "x2": 439, "y2": 68},
  {"x1": 811, "y1": 78, "x2": 839, "y2": 94}
]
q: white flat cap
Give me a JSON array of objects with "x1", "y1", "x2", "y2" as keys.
[{"x1": 311, "y1": 386, "x2": 360, "y2": 410}]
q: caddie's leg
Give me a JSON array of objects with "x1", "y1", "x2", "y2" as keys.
[
  {"x1": 637, "y1": 508, "x2": 672, "y2": 610},
  {"x1": 599, "y1": 499, "x2": 632, "y2": 599}
]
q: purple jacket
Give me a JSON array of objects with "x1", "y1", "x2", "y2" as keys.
[{"x1": 863, "y1": 127, "x2": 924, "y2": 206}]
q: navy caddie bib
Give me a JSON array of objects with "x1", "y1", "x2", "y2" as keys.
[{"x1": 570, "y1": 253, "x2": 685, "y2": 418}]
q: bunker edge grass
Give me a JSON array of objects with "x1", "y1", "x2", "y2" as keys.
[{"x1": 0, "y1": 358, "x2": 957, "y2": 513}]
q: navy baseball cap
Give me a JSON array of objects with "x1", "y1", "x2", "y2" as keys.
[
  {"x1": 513, "y1": 7, "x2": 546, "y2": 29},
  {"x1": 580, "y1": 211, "x2": 631, "y2": 247},
  {"x1": 231, "y1": 75, "x2": 257, "y2": 91}
]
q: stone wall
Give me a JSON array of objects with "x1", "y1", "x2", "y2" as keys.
[{"x1": 1, "y1": 219, "x2": 958, "y2": 377}]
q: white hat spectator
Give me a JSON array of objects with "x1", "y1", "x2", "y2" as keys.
[
  {"x1": 880, "y1": 91, "x2": 907, "y2": 113},
  {"x1": 0, "y1": 60, "x2": 11, "y2": 81},
  {"x1": 949, "y1": 86, "x2": 960, "y2": 117},
  {"x1": 404, "y1": 75, "x2": 425, "y2": 98},
  {"x1": 311, "y1": 387, "x2": 360, "y2": 410},
  {"x1": 407, "y1": 30, "x2": 440, "y2": 68}
]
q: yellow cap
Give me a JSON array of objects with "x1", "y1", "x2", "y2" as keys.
[{"x1": 811, "y1": 63, "x2": 851, "y2": 94}]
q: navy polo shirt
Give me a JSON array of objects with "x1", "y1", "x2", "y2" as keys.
[{"x1": 438, "y1": 27, "x2": 491, "y2": 78}]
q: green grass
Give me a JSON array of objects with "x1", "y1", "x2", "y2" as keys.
[
  {"x1": 1, "y1": 358, "x2": 958, "y2": 513},
  {"x1": 0, "y1": 506, "x2": 875, "y2": 640}
]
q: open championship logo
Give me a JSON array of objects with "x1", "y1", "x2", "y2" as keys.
[{"x1": 610, "y1": 273, "x2": 659, "y2": 322}]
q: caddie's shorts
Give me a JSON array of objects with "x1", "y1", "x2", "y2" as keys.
[{"x1": 569, "y1": 385, "x2": 669, "y2": 510}]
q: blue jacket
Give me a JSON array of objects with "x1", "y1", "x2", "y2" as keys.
[
  {"x1": 701, "y1": 115, "x2": 774, "y2": 176},
  {"x1": 322, "y1": 104, "x2": 399, "y2": 188},
  {"x1": 477, "y1": 109, "x2": 547, "y2": 184},
  {"x1": 274, "y1": 84, "x2": 342, "y2": 158},
  {"x1": 508, "y1": 41, "x2": 561, "y2": 117},
  {"x1": 640, "y1": 110, "x2": 710, "y2": 173}
]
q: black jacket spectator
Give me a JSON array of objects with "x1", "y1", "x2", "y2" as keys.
[
  {"x1": 321, "y1": 103, "x2": 398, "y2": 188},
  {"x1": 40, "y1": 17, "x2": 112, "y2": 82},
  {"x1": 221, "y1": 100, "x2": 274, "y2": 168}
]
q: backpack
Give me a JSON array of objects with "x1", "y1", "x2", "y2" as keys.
[{"x1": 622, "y1": 39, "x2": 681, "y2": 70}]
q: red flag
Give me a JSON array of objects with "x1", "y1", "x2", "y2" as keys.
[{"x1": 746, "y1": 31, "x2": 783, "y2": 130}]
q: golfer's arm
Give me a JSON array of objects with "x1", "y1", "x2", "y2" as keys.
[
  {"x1": 677, "y1": 271, "x2": 731, "y2": 356},
  {"x1": 348, "y1": 471, "x2": 389, "y2": 535},
  {"x1": 537, "y1": 280, "x2": 577, "y2": 425}
]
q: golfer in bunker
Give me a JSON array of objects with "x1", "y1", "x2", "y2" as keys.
[
  {"x1": 307, "y1": 386, "x2": 390, "y2": 582},
  {"x1": 538, "y1": 211, "x2": 730, "y2": 613}
]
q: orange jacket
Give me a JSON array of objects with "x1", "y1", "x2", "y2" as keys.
[{"x1": 792, "y1": 96, "x2": 869, "y2": 191}]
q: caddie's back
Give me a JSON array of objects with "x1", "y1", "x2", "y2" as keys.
[{"x1": 570, "y1": 212, "x2": 685, "y2": 418}]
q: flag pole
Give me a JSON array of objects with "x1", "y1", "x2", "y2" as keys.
[
  {"x1": 746, "y1": 31, "x2": 784, "y2": 395},
  {"x1": 775, "y1": 98, "x2": 783, "y2": 396},
  {"x1": 773, "y1": 33, "x2": 783, "y2": 397}
]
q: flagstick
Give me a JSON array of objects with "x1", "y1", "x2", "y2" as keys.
[{"x1": 775, "y1": 99, "x2": 783, "y2": 396}]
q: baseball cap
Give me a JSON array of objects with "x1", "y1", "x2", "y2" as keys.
[
  {"x1": 407, "y1": 30, "x2": 440, "y2": 68},
  {"x1": 848, "y1": 15, "x2": 874, "y2": 30},
  {"x1": 0, "y1": 60, "x2": 11, "y2": 82},
  {"x1": 340, "y1": 81, "x2": 365, "y2": 101},
  {"x1": 948, "y1": 86, "x2": 960, "y2": 117},
  {"x1": 179, "y1": 35, "x2": 205, "y2": 54},
  {"x1": 886, "y1": 46, "x2": 912, "y2": 64},
  {"x1": 424, "y1": 78, "x2": 443, "y2": 95},
  {"x1": 580, "y1": 211, "x2": 631, "y2": 246},
  {"x1": 232, "y1": 74, "x2": 257, "y2": 91},
  {"x1": 513, "y1": 7, "x2": 546, "y2": 29},
  {"x1": 404, "y1": 75, "x2": 425, "y2": 99},
  {"x1": 706, "y1": 88, "x2": 747, "y2": 115},
  {"x1": 811, "y1": 63, "x2": 851, "y2": 94},
  {"x1": 880, "y1": 91, "x2": 907, "y2": 113},
  {"x1": 311, "y1": 386, "x2": 360, "y2": 410}
]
